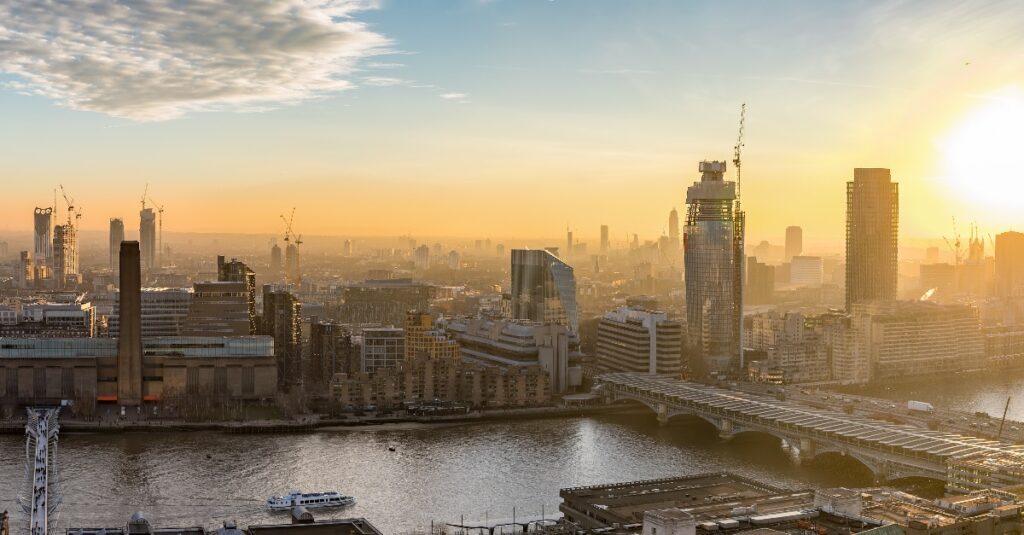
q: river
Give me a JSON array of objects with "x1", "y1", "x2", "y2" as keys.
[{"x1": 0, "y1": 411, "x2": 882, "y2": 534}]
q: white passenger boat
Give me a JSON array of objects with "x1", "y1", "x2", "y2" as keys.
[{"x1": 266, "y1": 490, "x2": 356, "y2": 511}]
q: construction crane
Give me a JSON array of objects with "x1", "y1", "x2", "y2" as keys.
[
  {"x1": 732, "y1": 102, "x2": 746, "y2": 205},
  {"x1": 58, "y1": 184, "x2": 80, "y2": 227},
  {"x1": 141, "y1": 183, "x2": 148, "y2": 211},
  {"x1": 148, "y1": 196, "x2": 165, "y2": 269},
  {"x1": 943, "y1": 217, "x2": 964, "y2": 267},
  {"x1": 279, "y1": 208, "x2": 302, "y2": 287}
]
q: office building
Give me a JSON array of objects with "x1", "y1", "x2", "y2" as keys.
[
  {"x1": 117, "y1": 241, "x2": 143, "y2": 406},
  {"x1": 745, "y1": 311, "x2": 833, "y2": 384},
  {"x1": 52, "y1": 223, "x2": 79, "y2": 288},
  {"x1": 566, "y1": 226, "x2": 573, "y2": 258},
  {"x1": 446, "y1": 317, "x2": 575, "y2": 393},
  {"x1": 684, "y1": 160, "x2": 745, "y2": 374},
  {"x1": 790, "y1": 256, "x2": 824, "y2": 287},
  {"x1": 596, "y1": 306, "x2": 683, "y2": 375},
  {"x1": 340, "y1": 279, "x2": 436, "y2": 326},
  {"x1": 0, "y1": 301, "x2": 96, "y2": 337},
  {"x1": 217, "y1": 256, "x2": 257, "y2": 334},
  {"x1": 404, "y1": 311, "x2": 459, "y2": 361},
  {"x1": 845, "y1": 168, "x2": 898, "y2": 311},
  {"x1": 926, "y1": 246, "x2": 941, "y2": 264},
  {"x1": 342, "y1": 239, "x2": 352, "y2": 256},
  {"x1": 785, "y1": 225, "x2": 803, "y2": 261},
  {"x1": 360, "y1": 327, "x2": 405, "y2": 373},
  {"x1": 109, "y1": 218, "x2": 125, "y2": 273},
  {"x1": 921, "y1": 263, "x2": 957, "y2": 296},
  {"x1": 109, "y1": 287, "x2": 192, "y2": 338},
  {"x1": 33, "y1": 207, "x2": 53, "y2": 275},
  {"x1": 995, "y1": 231, "x2": 1024, "y2": 298},
  {"x1": 262, "y1": 285, "x2": 302, "y2": 389},
  {"x1": 284, "y1": 242, "x2": 299, "y2": 284},
  {"x1": 140, "y1": 207, "x2": 157, "y2": 274},
  {"x1": 447, "y1": 250, "x2": 461, "y2": 270},
  {"x1": 669, "y1": 207, "x2": 680, "y2": 242},
  {"x1": 746, "y1": 257, "x2": 774, "y2": 305},
  {"x1": 510, "y1": 249, "x2": 579, "y2": 336},
  {"x1": 600, "y1": 224, "x2": 609, "y2": 253},
  {"x1": 181, "y1": 281, "x2": 251, "y2": 336}
]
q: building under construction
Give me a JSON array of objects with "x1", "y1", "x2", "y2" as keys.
[{"x1": 684, "y1": 160, "x2": 745, "y2": 375}]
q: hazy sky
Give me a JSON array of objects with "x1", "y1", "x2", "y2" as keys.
[{"x1": 1, "y1": 0, "x2": 1022, "y2": 247}]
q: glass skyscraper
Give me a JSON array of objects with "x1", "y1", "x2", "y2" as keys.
[
  {"x1": 510, "y1": 249, "x2": 578, "y2": 336},
  {"x1": 684, "y1": 160, "x2": 745, "y2": 375}
]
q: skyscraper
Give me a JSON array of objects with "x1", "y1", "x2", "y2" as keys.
[
  {"x1": 262, "y1": 285, "x2": 302, "y2": 390},
  {"x1": 109, "y1": 218, "x2": 125, "y2": 272},
  {"x1": 510, "y1": 249, "x2": 579, "y2": 336},
  {"x1": 668, "y1": 208, "x2": 680, "y2": 242},
  {"x1": 600, "y1": 224, "x2": 609, "y2": 253},
  {"x1": 785, "y1": 225, "x2": 802, "y2": 261},
  {"x1": 33, "y1": 207, "x2": 53, "y2": 276},
  {"x1": 566, "y1": 226, "x2": 573, "y2": 258},
  {"x1": 995, "y1": 231, "x2": 1024, "y2": 298},
  {"x1": 684, "y1": 160, "x2": 745, "y2": 374},
  {"x1": 140, "y1": 207, "x2": 157, "y2": 273},
  {"x1": 217, "y1": 256, "x2": 258, "y2": 334},
  {"x1": 270, "y1": 242, "x2": 282, "y2": 273},
  {"x1": 845, "y1": 168, "x2": 898, "y2": 311},
  {"x1": 117, "y1": 241, "x2": 143, "y2": 406},
  {"x1": 52, "y1": 223, "x2": 79, "y2": 288}
]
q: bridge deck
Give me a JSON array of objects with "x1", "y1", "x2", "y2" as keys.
[{"x1": 599, "y1": 373, "x2": 1024, "y2": 466}]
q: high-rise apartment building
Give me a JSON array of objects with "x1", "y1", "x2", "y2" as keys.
[
  {"x1": 140, "y1": 207, "x2": 157, "y2": 274},
  {"x1": 269, "y1": 243, "x2": 282, "y2": 274},
  {"x1": 600, "y1": 224, "x2": 609, "y2": 253},
  {"x1": 33, "y1": 207, "x2": 53, "y2": 276},
  {"x1": 845, "y1": 168, "x2": 898, "y2": 311},
  {"x1": 52, "y1": 223, "x2": 79, "y2": 288},
  {"x1": 309, "y1": 320, "x2": 359, "y2": 387},
  {"x1": 414, "y1": 244, "x2": 430, "y2": 270},
  {"x1": 596, "y1": 306, "x2": 683, "y2": 375},
  {"x1": 217, "y1": 256, "x2": 257, "y2": 334},
  {"x1": 510, "y1": 249, "x2": 579, "y2": 336},
  {"x1": 284, "y1": 243, "x2": 299, "y2": 284},
  {"x1": 262, "y1": 285, "x2": 302, "y2": 389},
  {"x1": 109, "y1": 218, "x2": 125, "y2": 273},
  {"x1": 995, "y1": 231, "x2": 1024, "y2": 298},
  {"x1": 684, "y1": 160, "x2": 745, "y2": 374},
  {"x1": 785, "y1": 226, "x2": 802, "y2": 261},
  {"x1": 566, "y1": 227, "x2": 573, "y2": 258}
]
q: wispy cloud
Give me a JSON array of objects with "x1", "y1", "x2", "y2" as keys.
[
  {"x1": 362, "y1": 76, "x2": 411, "y2": 87},
  {"x1": 577, "y1": 68, "x2": 656, "y2": 75},
  {"x1": 440, "y1": 92, "x2": 469, "y2": 102},
  {"x1": 0, "y1": 0, "x2": 391, "y2": 120}
]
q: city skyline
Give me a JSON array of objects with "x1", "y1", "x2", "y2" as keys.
[{"x1": 1, "y1": 1, "x2": 1023, "y2": 242}]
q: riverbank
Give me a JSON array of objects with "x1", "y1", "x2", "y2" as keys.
[{"x1": 0, "y1": 403, "x2": 644, "y2": 434}]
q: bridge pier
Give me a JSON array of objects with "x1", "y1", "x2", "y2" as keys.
[
  {"x1": 718, "y1": 418, "x2": 735, "y2": 439},
  {"x1": 657, "y1": 403, "x2": 669, "y2": 426},
  {"x1": 798, "y1": 438, "x2": 816, "y2": 462}
]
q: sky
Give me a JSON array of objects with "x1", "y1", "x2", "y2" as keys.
[{"x1": 1, "y1": 0, "x2": 1023, "y2": 248}]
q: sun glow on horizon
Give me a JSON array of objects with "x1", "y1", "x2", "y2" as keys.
[{"x1": 937, "y1": 89, "x2": 1024, "y2": 220}]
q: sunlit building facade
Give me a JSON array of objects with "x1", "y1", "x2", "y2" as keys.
[
  {"x1": 684, "y1": 160, "x2": 745, "y2": 374},
  {"x1": 845, "y1": 168, "x2": 898, "y2": 311}
]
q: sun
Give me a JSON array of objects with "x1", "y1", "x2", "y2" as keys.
[{"x1": 937, "y1": 89, "x2": 1024, "y2": 213}]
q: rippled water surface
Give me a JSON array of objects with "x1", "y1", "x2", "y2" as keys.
[{"x1": 0, "y1": 411, "x2": 896, "y2": 533}]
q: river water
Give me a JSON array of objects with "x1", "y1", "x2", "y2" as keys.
[
  {"x1": 0, "y1": 411, "x2": 879, "y2": 534},
  {"x1": 12, "y1": 367, "x2": 1020, "y2": 535}
]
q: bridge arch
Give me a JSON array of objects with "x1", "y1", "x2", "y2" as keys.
[
  {"x1": 808, "y1": 447, "x2": 881, "y2": 479},
  {"x1": 609, "y1": 395, "x2": 725, "y2": 432}
]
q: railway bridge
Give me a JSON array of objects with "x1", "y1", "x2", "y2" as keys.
[{"x1": 597, "y1": 373, "x2": 1024, "y2": 487}]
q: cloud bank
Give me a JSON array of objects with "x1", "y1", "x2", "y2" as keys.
[{"x1": 0, "y1": 0, "x2": 390, "y2": 120}]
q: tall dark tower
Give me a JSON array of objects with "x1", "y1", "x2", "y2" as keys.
[
  {"x1": 845, "y1": 168, "x2": 898, "y2": 311},
  {"x1": 117, "y1": 241, "x2": 143, "y2": 406}
]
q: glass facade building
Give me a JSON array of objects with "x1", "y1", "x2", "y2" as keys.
[
  {"x1": 510, "y1": 249, "x2": 579, "y2": 336},
  {"x1": 684, "y1": 160, "x2": 745, "y2": 374}
]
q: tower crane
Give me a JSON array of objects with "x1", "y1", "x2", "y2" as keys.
[
  {"x1": 148, "y1": 196, "x2": 165, "y2": 268},
  {"x1": 141, "y1": 183, "x2": 148, "y2": 211},
  {"x1": 732, "y1": 102, "x2": 746, "y2": 206},
  {"x1": 280, "y1": 208, "x2": 302, "y2": 287},
  {"x1": 943, "y1": 217, "x2": 963, "y2": 267},
  {"x1": 58, "y1": 184, "x2": 79, "y2": 227}
]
